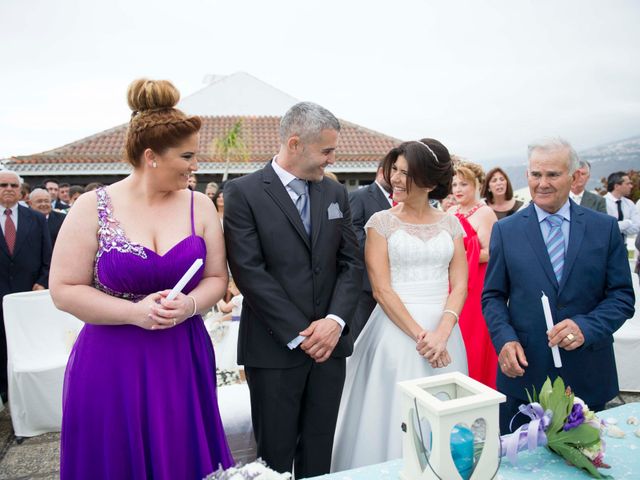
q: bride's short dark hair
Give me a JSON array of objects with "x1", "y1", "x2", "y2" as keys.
[{"x1": 382, "y1": 139, "x2": 453, "y2": 200}]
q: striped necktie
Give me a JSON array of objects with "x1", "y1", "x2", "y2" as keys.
[{"x1": 545, "y1": 214, "x2": 564, "y2": 283}]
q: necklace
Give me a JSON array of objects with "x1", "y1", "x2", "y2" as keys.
[{"x1": 456, "y1": 203, "x2": 484, "y2": 219}]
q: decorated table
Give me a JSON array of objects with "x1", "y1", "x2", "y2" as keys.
[{"x1": 307, "y1": 403, "x2": 640, "y2": 479}]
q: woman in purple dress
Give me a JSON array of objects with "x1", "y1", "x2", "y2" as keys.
[{"x1": 50, "y1": 78, "x2": 234, "y2": 479}]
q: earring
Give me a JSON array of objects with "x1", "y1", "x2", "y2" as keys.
[{"x1": 152, "y1": 161, "x2": 157, "y2": 168}]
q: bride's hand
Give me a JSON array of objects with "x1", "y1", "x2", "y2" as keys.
[{"x1": 417, "y1": 330, "x2": 451, "y2": 366}]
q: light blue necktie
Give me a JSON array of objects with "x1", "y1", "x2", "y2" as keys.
[
  {"x1": 288, "y1": 178, "x2": 311, "y2": 237},
  {"x1": 545, "y1": 214, "x2": 564, "y2": 283}
]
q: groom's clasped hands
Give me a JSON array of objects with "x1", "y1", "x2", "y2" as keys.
[
  {"x1": 299, "y1": 318, "x2": 342, "y2": 363},
  {"x1": 416, "y1": 329, "x2": 452, "y2": 369}
]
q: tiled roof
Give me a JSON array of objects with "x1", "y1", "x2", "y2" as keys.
[{"x1": 7, "y1": 116, "x2": 401, "y2": 174}]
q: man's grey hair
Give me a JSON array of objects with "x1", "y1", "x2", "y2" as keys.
[
  {"x1": 0, "y1": 170, "x2": 21, "y2": 183},
  {"x1": 279, "y1": 102, "x2": 340, "y2": 144},
  {"x1": 527, "y1": 137, "x2": 580, "y2": 174},
  {"x1": 29, "y1": 188, "x2": 50, "y2": 200},
  {"x1": 578, "y1": 159, "x2": 592, "y2": 172}
]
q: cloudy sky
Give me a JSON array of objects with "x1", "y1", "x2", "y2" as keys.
[{"x1": 1, "y1": 0, "x2": 639, "y2": 165}]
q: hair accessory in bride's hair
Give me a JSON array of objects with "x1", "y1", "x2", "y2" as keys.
[{"x1": 416, "y1": 141, "x2": 439, "y2": 164}]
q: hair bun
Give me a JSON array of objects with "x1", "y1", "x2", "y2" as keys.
[{"x1": 127, "y1": 78, "x2": 180, "y2": 112}]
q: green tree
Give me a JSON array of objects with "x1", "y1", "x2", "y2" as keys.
[{"x1": 214, "y1": 119, "x2": 248, "y2": 181}]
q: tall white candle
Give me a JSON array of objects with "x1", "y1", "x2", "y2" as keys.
[
  {"x1": 166, "y1": 258, "x2": 204, "y2": 301},
  {"x1": 541, "y1": 291, "x2": 562, "y2": 368}
]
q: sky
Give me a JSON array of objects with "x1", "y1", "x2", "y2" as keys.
[{"x1": 1, "y1": 0, "x2": 639, "y2": 165}]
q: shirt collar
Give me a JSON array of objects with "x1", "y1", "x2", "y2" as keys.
[
  {"x1": 2, "y1": 203, "x2": 18, "y2": 216},
  {"x1": 375, "y1": 181, "x2": 393, "y2": 204},
  {"x1": 534, "y1": 199, "x2": 571, "y2": 224},
  {"x1": 271, "y1": 155, "x2": 298, "y2": 188}
]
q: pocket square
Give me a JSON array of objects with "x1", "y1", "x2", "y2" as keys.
[{"x1": 327, "y1": 202, "x2": 343, "y2": 220}]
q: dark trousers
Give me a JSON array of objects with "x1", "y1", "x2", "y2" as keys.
[
  {"x1": 350, "y1": 291, "x2": 377, "y2": 342},
  {"x1": 245, "y1": 357, "x2": 346, "y2": 479},
  {"x1": 500, "y1": 394, "x2": 607, "y2": 435}
]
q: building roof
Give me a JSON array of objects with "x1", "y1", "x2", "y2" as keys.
[{"x1": 6, "y1": 116, "x2": 401, "y2": 175}]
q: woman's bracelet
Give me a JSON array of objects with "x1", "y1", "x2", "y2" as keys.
[
  {"x1": 443, "y1": 309, "x2": 459, "y2": 323},
  {"x1": 188, "y1": 296, "x2": 197, "y2": 317}
]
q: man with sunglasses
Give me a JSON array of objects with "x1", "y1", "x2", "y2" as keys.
[{"x1": 0, "y1": 171, "x2": 52, "y2": 402}]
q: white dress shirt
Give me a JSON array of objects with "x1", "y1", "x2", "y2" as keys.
[
  {"x1": 534, "y1": 200, "x2": 571, "y2": 254},
  {"x1": 1, "y1": 203, "x2": 19, "y2": 235},
  {"x1": 569, "y1": 191, "x2": 583, "y2": 205},
  {"x1": 604, "y1": 192, "x2": 640, "y2": 237},
  {"x1": 375, "y1": 181, "x2": 394, "y2": 206},
  {"x1": 271, "y1": 158, "x2": 346, "y2": 349}
]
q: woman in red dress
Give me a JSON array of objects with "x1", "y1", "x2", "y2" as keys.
[{"x1": 448, "y1": 160, "x2": 498, "y2": 388}]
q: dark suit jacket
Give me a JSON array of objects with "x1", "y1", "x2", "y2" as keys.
[
  {"x1": 0, "y1": 205, "x2": 52, "y2": 308},
  {"x1": 224, "y1": 162, "x2": 363, "y2": 368},
  {"x1": 349, "y1": 182, "x2": 391, "y2": 293},
  {"x1": 482, "y1": 201, "x2": 634, "y2": 405},
  {"x1": 52, "y1": 199, "x2": 69, "y2": 211},
  {"x1": 47, "y1": 210, "x2": 66, "y2": 250},
  {"x1": 579, "y1": 190, "x2": 607, "y2": 214}
]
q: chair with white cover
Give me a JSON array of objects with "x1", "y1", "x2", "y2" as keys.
[{"x1": 3, "y1": 290, "x2": 83, "y2": 438}]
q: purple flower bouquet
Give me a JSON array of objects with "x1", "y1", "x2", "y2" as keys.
[{"x1": 500, "y1": 377, "x2": 610, "y2": 479}]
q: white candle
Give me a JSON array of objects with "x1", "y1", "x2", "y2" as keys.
[
  {"x1": 541, "y1": 291, "x2": 562, "y2": 368},
  {"x1": 166, "y1": 258, "x2": 204, "y2": 301}
]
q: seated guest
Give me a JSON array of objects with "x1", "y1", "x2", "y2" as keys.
[
  {"x1": 213, "y1": 181, "x2": 226, "y2": 223},
  {"x1": 482, "y1": 137, "x2": 634, "y2": 435},
  {"x1": 217, "y1": 280, "x2": 243, "y2": 321},
  {"x1": 569, "y1": 160, "x2": 606, "y2": 213},
  {"x1": 30, "y1": 188, "x2": 66, "y2": 250},
  {"x1": 482, "y1": 167, "x2": 523, "y2": 219}
]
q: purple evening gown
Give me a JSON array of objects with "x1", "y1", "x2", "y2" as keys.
[{"x1": 60, "y1": 187, "x2": 233, "y2": 479}]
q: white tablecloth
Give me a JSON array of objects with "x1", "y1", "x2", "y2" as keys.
[{"x1": 614, "y1": 260, "x2": 640, "y2": 391}]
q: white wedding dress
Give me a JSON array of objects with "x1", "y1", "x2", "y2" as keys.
[{"x1": 331, "y1": 210, "x2": 468, "y2": 472}]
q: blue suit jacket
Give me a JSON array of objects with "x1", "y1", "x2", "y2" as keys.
[{"x1": 482, "y1": 201, "x2": 635, "y2": 405}]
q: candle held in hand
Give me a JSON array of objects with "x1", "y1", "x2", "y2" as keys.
[{"x1": 541, "y1": 291, "x2": 562, "y2": 368}]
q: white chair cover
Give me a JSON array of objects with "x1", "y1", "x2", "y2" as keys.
[
  {"x1": 3, "y1": 290, "x2": 83, "y2": 437},
  {"x1": 614, "y1": 260, "x2": 640, "y2": 392}
]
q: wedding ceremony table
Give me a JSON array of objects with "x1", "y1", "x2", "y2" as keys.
[{"x1": 308, "y1": 402, "x2": 640, "y2": 479}]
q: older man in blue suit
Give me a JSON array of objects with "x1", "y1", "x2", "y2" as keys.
[{"x1": 482, "y1": 138, "x2": 634, "y2": 434}]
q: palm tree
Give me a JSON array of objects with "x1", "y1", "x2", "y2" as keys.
[{"x1": 214, "y1": 119, "x2": 248, "y2": 181}]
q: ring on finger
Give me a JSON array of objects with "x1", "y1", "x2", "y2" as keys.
[
  {"x1": 566, "y1": 333, "x2": 575, "y2": 342},
  {"x1": 172, "y1": 318, "x2": 176, "y2": 327}
]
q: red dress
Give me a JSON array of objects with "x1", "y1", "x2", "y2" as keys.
[{"x1": 455, "y1": 204, "x2": 498, "y2": 389}]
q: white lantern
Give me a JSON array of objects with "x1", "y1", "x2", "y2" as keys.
[{"x1": 398, "y1": 372, "x2": 505, "y2": 480}]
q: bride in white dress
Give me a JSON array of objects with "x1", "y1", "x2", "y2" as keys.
[{"x1": 331, "y1": 139, "x2": 469, "y2": 472}]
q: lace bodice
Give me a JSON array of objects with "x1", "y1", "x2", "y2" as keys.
[{"x1": 365, "y1": 210, "x2": 464, "y2": 284}]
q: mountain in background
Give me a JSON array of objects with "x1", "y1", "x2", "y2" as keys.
[{"x1": 496, "y1": 135, "x2": 640, "y2": 191}]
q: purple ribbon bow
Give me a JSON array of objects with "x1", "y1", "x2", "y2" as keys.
[{"x1": 500, "y1": 402, "x2": 552, "y2": 464}]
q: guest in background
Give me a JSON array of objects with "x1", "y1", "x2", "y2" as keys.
[
  {"x1": 482, "y1": 167, "x2": 523, "y2": 219},
  {"x1": 324, "y1": 171, "x2": 339, "y2": 182},
  {"x1": 482, "y1": 137, "x2": 634, "y2": 434},
  {"x1": 19, "y1": 182, "x2": 31, "y2": 207},
  {"x1": 205, "y1": 181, "x2": 219, "y2": 200},
  {"x1": 0, "y1": 171, "x2": 52, "y2": 403},
  {"x1": 212, "y1": 181, "x2": 226, "y2": 223},
  {"x1": 569, "y1": 160, "x2": 606, "y2": 213},
  {"x1": 59, "y1": 183, "x2": 71, "y2": 205},
  {"x1": 187, "y1": 173, "x2": 198, "y2": 190},
  {"x1": 449, "y1": 160, "x2": 498, "y2": 388},
  {"x1": 29, "y1": 188, "x2": 66, "y2": 251},
  {"x1": 84, "y1": 182, "x2": 103, "y2": 192},
  {"x1": 50, "y1": 78, "x2": 233, "y2": 478},
  {"x1": 604, "y1": 171, "x2": 640, "y2": 243},
  {"x1": 68, "y1": 185, "x2": 84, "y2": 206},
  {"x1": 44, "y1": 179, "x2": 69, "y2": 210},
  {"x1": 217, "y1": 280, "x2": 243, "y2": 322},
  {"x1": 348, "y1": 161, "x2": 393, "y2": 340},
  {"x1": 440, "y1": 193, "x2": 456, "y2": 211}
]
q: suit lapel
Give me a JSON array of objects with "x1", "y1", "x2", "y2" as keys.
[
  {"x1": 262, "y1": 163, "x2": 311, "y2": 250},
  {"x1": 13, "y1": 206, "x2": 34, "y2": 257},
  {"x1": 559, "y1": 201, "x2": 585, "y2": 292},
  {"x1": 523, "y1": 204, "x2": 558, "y2": 288},
  {"x1": 369, "y1": 182, "x2": 390, "y2": 211},
  {"x1": 310, "y1": 180, "x2": 324, "y2": 248}
]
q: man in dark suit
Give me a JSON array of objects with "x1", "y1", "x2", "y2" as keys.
[
  {"x1": 224, "y1": 102, "x2": 363, "y2": 477},
  {"x1": 348, "y1": 162, "x2": 392, "y2": 339},
  {"x1": 44, "y1": 178, "x2": 70, "y2": 211},
  {"x1": 569, "y1": 159, "x2": 606, "y2": 213},
  {"x1": 482, "y1": 138, "x2": 634, "y2": 434},
  {"x1": 0, "y1": 171, "x2": 52, "y2": 402},
  {"x1": 29, "y1": 188, "x2": 66, "y2": 250}
]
